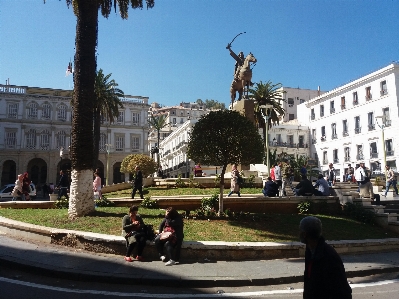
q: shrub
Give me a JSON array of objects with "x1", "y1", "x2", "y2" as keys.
[
  {"x1": 175, "y1": 174, "x2": 186, "y2": 188},
  {"x1": 343, "y1": 202, "x2": 376, "y2": 224},
  {"x1": 95, "y1": 195, "x2": 115, "y2": 207},
  {"x1": 140, "y1": 197, "x2": 159, "y2": 209},
  {"x1": 54, "y1": 197, "x2": 68, "y2": 209},
  {"x1": 297, "y1": 201, "x2": 311, "y2": 214},
  {"x1": 201, "y1": 194, "x2": 219, "y2": 211}
]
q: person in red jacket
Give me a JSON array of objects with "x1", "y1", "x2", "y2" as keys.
[{"x1": 270, "y1": 165, "x2": 275, "y2": 181}]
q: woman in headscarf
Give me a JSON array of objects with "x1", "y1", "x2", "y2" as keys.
[{"x1": 21, "y1": 172, "x2": 31, "y2": 201}]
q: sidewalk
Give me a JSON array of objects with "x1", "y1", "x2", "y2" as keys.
[{"x1": 0, "y1": 232, "x2": 399, "y2": 288}]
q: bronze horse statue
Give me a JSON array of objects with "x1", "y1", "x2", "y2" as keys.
[{"x1": 230, "y1": 52, "x2": 257, "y2": 107}]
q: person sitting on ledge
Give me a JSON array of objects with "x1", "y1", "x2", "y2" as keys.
[
  {"x1": 262, "y1": 177, "x2": 279, "y2": 197},
  {"x1": 359, "y1": 177, "x2": 380, "y2": 204},
  {"x1": 313, "y1": 174, "x2": 330, "y2": 196},
  {"x1": 294, "y1": 175, "x2": 314, "y2": 196}
]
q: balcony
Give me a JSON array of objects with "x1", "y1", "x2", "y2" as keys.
[
  {"x1": 354, "y1": 127, "x2": 361, "y2": 134},
  {"x1": 342, "y1": 131, "x2": 349, "y2": 137},
  {"x1": 320, "y1": 112, "x2": 324, "y2": 117},
  {"x1": 384, "y1": 120, "x2": 392, "y2": 127},
  {"x1": 387, "y1": 150, "x2": 394, "y2": 157},
  {"x1": 341, "y1": 104, "x2": 346, "y2": 110},
  {"x1": 353, "y1": 100, "x2": 359, "y2": 106},
  {"x1": 333, "y1": 158, "x2": 339, "y2": 163},
  {"x1": 365, "y1": 95, "x2": 372, "y2": 101},
  {"x1": 323, "y1": 159, "x2": 328, "y2": 165},
  {"x1": 331, "y1": 134, "x2": 338, "y2": 139},
  {"x1": 344, "y1": 156, "x2": 351, "y2": 162},
  {"x1": 320, "y1": 136, "x2": 326, "y2": 142},
  {"x1": 370, "y1": 152, "x2": 378, "y2": 158},
  {"x1": 312, "y1": 138, "x2": 317, "y2": 144},
  {"x1": 356, "y1": 154, "x2": 364, "y2": 160},
  {"x1": 380, "y1": 89, "x2": 388, "y2": 96},
  {"x1": 330, "y1": 108, "x2": 335, "y2": 114},
  {"x1": 368, "y1": 124, "x2": 375, "y2": 131},
  {"x1": 311, "y1": 114, "x2": 315, "y2": 120}
]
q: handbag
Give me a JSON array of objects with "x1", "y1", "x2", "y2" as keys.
[{"x1": 159, "y1": 226, "x2": 176, "y2": 242}]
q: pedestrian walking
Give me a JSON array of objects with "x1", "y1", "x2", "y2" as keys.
[
  {"x1": 21, "y1": 172, "x2": 31, "y2": 201},
  {"x1": 56, "y1": 170, "x2": 69, "y2": 200},
  {"x1": 11, "y1": 174, "x2": 23, "y2": 201},
  {"x1": 383, "y1": 165, "x2": 398, "y2": 197},
  {"x1": 354, "y1": 162, "x2": 366, "y2": 192},
  {"x1": 131, "y1": 166, "x2": 144, "y2": 199},
  {"x1": 299, "y1": 216, "x2": 352, "y2": 299},
  {"x1": 227, "y1": 164, "x2": 241, "y2": 197},
  {"x1": 274, "y1": 163, "x2": 282, "y2": 195},
  {"x1": 327, "y1": 163, "x2": 336, "y2": 187},
  {"x1": 93, "y1": 171, "x2": 102, "y2": 200}
]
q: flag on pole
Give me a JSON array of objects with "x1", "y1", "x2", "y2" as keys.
[{"x1": 66, "y1": 62, "x2": 73, "y2": 77}]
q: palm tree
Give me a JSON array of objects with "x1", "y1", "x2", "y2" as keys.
[
  {"x1": 57, "y1": 0, "x2": 155, "y2": 219},
  {"x1": 148, "y1": 114, "x2": 168, "y2": 168},
  {"x1": 93, "y1": 69, "x2": 124, "y2": 170},
  {"x1": 249, "y1": 81, "x2": 285, "y2": 147}
]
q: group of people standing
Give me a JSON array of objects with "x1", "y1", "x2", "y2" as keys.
[
  {"x1": 122, "y1": 205, "x2": 183, "y2": 266},
  {"x1": 262, "y1": 161, "x2": 296, "y2": 197}
]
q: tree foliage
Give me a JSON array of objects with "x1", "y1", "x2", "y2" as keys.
[
  {"x1": 120, "y1": 154, "x2": 157, "y2": 177},
  {"x1": 187, "y1": 110, "x2": 263, "y2": 212},
  {"x1": 196, "y1": 99, "x2": 226, "y2": 110}
]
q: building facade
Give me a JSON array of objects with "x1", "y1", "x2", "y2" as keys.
[
  {"x1": 297, "y1": 63, "x2": 399, "y2": 180},
  {"x1": 0, "y1": 84, "x2": 150, "y2": 188}
]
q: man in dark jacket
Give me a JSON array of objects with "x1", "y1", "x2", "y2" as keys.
[
  {"x1": 56, "y1": 170, "x2": 69, "y2": 200},
  {"x1": 262, "y1": 177, "x2": 279, "y2": 197},
  {"x1": 300, "y1": 216, "x2": 352, "y2": 299},
  {"x1": 131, "y1": 166, "x2": 144, "y2": 199},
  {"x1": 294, "y1": 175, "x2": 314, "y2": 196}
]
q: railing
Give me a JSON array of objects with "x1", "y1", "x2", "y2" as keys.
[
  {"x1": 320, "y1": 112, "x2": 324, "y2": 117},
  {"x1": 311, "y1": 114, "x2": 315, "y2": 120},
  {"x1": 368, "y1": 124, "x2": 375, "y2": 131},
  {"x1": 342, "y1": 131, "x2": 349, "y2": 137},
  {"x1": 341, "y1": 104, "x2": 346, "y2": 110},
  {"x1": 333, "y1": 158, "x2": 339, "y2": 163},
  {"x1": 330, "y1": 108, "x2": 335, "y2": 114},
  {"x1": 356, "y1": 154, "x2": 364, "y2": 160},
  {"x1": 386, "y1": 150, "x2": 394, "y2": 156},
  {"x1": 353, "y1": 100, "x2": 359, "y2": 105},
  {"x1": 384, "y1": 120, "x2": 391, "y2": 127},
  {"x1": 355, "y1": 127, "x2": 361, "y2": 134},
  {"x1": 331, "y1": 134, "x2": 338, "y2": 139},
  {"x1": 370, "y1": 152, "x2": 378, "y2": 158},
  {"x1": 344, "y1": 156, "x2": 351, "y2": 162},
  {"x1": 380, "y1": 90, "x2": 388, "y2": 96},
  {"x1": 323, "y1": 159, "x2": 328, "y2": 165},
  {"x1": 320, "y1": 136, "x2": 326, "y2": 142},
  {"x1": 365, "y1": 95, "x2": 372, "y2": 101}
]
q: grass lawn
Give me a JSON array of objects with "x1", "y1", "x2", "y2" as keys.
[{"x1": 0, "y1": 205, "x2": 397, "y2": 242}]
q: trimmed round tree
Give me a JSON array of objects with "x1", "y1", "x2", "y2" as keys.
[
  {"x1": 121, "y1": 154, "x2": 157, "y2": 178},
  {"x1": 187, "y1": 110, "x2": 264, "y2": 213}
]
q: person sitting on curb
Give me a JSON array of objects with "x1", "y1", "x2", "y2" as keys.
[
  {"x1": 313, "y1": 174, "x2": 330, "y2": 196},
  {"x1": 262, "y1": 177, "x2": 279, "y2": 197},
  {"x1": 294, "y1": 175, "x2": 314, "y2": 196},
  {"x1": 122, "y1": 205, "x2": 147, "y2": 262},
  {"x1": 299, "y1": 216, "x2": 352, "y2": 299},
  {"x1": 359, "y1": 177, "x2": 380, "y2": 204}
]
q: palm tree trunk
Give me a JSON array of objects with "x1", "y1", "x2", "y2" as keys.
[
  {"x1": 93, "y1": 109, "x2": 101, "y2": 170},
  {"x1": 68, "y1": 0, "x2": 98, "y2": 219}
]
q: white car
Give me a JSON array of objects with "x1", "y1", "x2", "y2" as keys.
[{"x1": 0, "y1": 183, "x2": 37, "y2": 201}]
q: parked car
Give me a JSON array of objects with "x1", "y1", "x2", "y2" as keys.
[{"x1": 0, "y1": 183, "x2": 36, "y2": 201}]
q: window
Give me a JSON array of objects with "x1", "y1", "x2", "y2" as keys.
[
  {"x1": 323, "y1": 151, "x2": 328, "y2": 165},
  {"x1": 385, "y1": 139, "x2": 394, "y2": 156},
  {"x1": 342, "y1": 119, "x2": 348, "y2": 136},
  {"x1": 172, "y1": 118, "x2": 176, "y2": 124},
  {"x1": 42, "y1": 103, "x2": 51, "y2": 120},
  {"x1": 383, "y1": 107, "x2": 391, "y2": 127},
  {"x1": 26, "y1": 129, "x2": 36, "y2": 149},
  {"x1": 320, "y1": 105, "x2": 324, "y2": 117},
  {"x1": 354, "y1": 116, "x2": 361, "y2": 134},
  {"x1": 370, "y1": 142, "x2": 378, "y2": 158},
  {"x1": 56, "y1": 131, "x2": 66, "y2": 149},
  {"x1": 57, "y1": 104, "x2": 67, "y2": 122},
  {"x1": 344, "y1": 147, "x2": 350, "y2": 162},
  {"x1": 288, "y1": 98, "x2": 294, "y2": 107},
  {"x1": 131, "y1": 112, "x2": 140, "y2": 126},
  {"x1": 321, "y1": 126, "x2": 326, "y2": 141},
  {"x1": 331, "y1": 123, "x2": 337, "y2": 139},
  {"x1": 298, "y1": 135, "x2": 304, "y2": 147},
  {"x1": 353, "y1": 92, "x2": 358, "y2": 105},
  {"x1": 367, "y1": 112, "x2": 375, "y2": 131},
  {"x1": 299, "y1": 99, "x2": 305, "y2": 104},
  {"x1": 312, "y1": 129, "x2": 317, "y2": 144},
  {"x1": 288, "y1": 135, "x2": 294, "y2": 146},
  {"x1": 7, "y1": 103, "x2": 18, "y2": 118},
  {"x1": 365, "y1": 86, "x2": 372, "y2": 101},
  {"x1": 5, "y1": 131, "x2": 17, "y2": 149},
  {"x1": 131, "y1": 136, "x2": 140, "y2": 150},
  {"x1": 99, "y1": 133, "x2": 106, "y2": 152},
  {"x1": 180, "y1": 118, "x2": 184, "y2": 123},
  {"x1": 341, "y1": 97, "x2": 346, "y2": 109},
  {"x1": 288, "y1": 114, "x2": 294, "y2": 120},
  {"x1": 276, "y1": 134, "x2": 281, "y2": 144},
  {"x1": 333, "y1": 149, "x2": 339, "y2": 163},
  {"x1": 330, "y1": 101, "x2": 335, "y2": 114},
  {"x1": 380, "y1": 80, "x2": 388, "y2": 96},
  {"x1": 27, "y1": 102, "x2": 38, "y2": 119},
  {"x1": 311, "y1": 108, "x2": 315, "y2": 120},
  {"x1": 356, "y1": 145, "x2": 364, "y2": 160},
  {"x1": 115, "y1": 135, "x2": 124, "y2": 151},
  {"x1": 117, "y1": 111, "x2": 124, "y2": 124},
  {"x1": 40, "y1": 130, "x2": 50, "y2": 151}
]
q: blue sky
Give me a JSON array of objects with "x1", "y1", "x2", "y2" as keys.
[{"x1": 1, "y1": 0, "x2": 398, "y2": 107}]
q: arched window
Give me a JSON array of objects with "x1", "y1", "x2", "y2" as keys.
[
  {"x1": 56, "y1": 131, "x2": 66, "y2": 149},
  {"x1": 27, "y1": 102, "x2": 38, "y2": 119},
  {"x1": 42, "y1": 103, "x2": 52, "y2": 120},
  {"x1": 57, "y1": 104, "x2": 67, "y2": 122},
  {"x1": 40, "y1": 129, "x2": 50, "y2": 150},
  {"x1": 26, "y1": 129, "x2": 36, "y2": 149}
]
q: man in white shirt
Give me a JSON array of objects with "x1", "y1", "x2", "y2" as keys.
[
  {"x1": 274, "y1": 162, "x2": 282, "y2": 196},
  {"x1": 354, "y1": 162, "x2": 366, "y2": 192}
]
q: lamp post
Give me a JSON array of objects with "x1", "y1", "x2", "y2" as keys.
[
  {"x1": 105, "y1": 144, "x2": 113, "y2": 186},
  {"x1": 259, "y1": 104, "x2": 273, "y2": 175},
  {"x1": 375, "y1": 116, "x2": 387, "y2": 179}
]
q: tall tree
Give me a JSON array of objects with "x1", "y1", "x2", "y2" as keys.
[
  {"x1": 58, "y1": 0, "x2": 155, "y2": 219},
  {"x1": 93, "y1": 69, "x2": 124, "y2": 170},
  {"x1": 148, "y1": 113, "x2": 168, "y2": 168},
  {"x1": 187, "y1": 110, "x2": 264, "y2": 213}
]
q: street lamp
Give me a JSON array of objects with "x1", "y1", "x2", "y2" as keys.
[
  {"x1": 105, "y1": 144, "x2": 113, "y2": 186},
  {"x1": 259, "y1": 104, "x2": 273, "y2": 175},
  {"x1": 375, "y1": 115, "x2": 387, "y2": 179}
]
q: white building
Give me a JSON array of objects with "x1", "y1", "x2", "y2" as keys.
[
  {"x1": 297, "y1": 63, "x2": 399, "y2": 180},
  {"x1": 0, "y1": 84, "x2": 150, "y2": 187}
]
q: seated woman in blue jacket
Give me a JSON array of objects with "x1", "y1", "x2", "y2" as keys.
[{"x1": 155, "y1": 207, "x2": 184, "y2": 266}]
